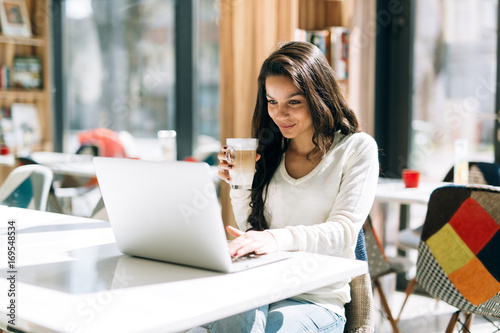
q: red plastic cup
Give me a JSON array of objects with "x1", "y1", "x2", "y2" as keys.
[
  {"x1": 0, "y1": 144, "x2": 8, "y2": 155},
  {"x1": 402, "y1": 169, "x2": 420, "y2": 188}
]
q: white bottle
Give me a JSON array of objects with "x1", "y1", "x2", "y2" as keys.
[
  {"x1": 454, "y1": 139, "x2": 469, "y2": 185},
  {"x1": 158, "y1": 130, "x2": 177, "y2": 161}
]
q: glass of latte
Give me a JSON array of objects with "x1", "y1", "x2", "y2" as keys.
[{"x1": 225, "y1": 138, "x2": 258, "y2": 190}]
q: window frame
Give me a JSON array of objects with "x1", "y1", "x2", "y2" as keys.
[
  {"x1": 51, "y1": 0, "x2": 198, "y2": 160},
  {"x1": 375, "y1": 0, "x2": 500, "y2": 175}
]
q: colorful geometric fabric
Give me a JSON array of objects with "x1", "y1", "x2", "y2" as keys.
[{"x1": 416, "y1": 185, "x2": 500, "y2": 318}]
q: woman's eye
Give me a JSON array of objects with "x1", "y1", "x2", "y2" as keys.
[
  {"x1": 289, "y1": 100, "x2": 300, "y2": 105},
  {"x1": 267, "y1": 100, "x2": 277, "y2": 105}
]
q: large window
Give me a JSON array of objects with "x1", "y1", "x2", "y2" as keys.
[
  {"x1": 411, "y1": 0, "x2": 498, "y2": 180},
  {"x1": 196, "y1": 0, "x2": 220, "y2": 140},
  {"x1": 61, "y1": 0, "x2": 220, "y2": 157}
]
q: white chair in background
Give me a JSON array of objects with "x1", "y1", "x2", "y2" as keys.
[{"x1": 0, "y1": 164, "x2": 53, "y2": 211}]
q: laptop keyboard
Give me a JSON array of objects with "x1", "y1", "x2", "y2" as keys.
[{"x1": 231, "y1": 253, "x2": 262, "y2": 263}]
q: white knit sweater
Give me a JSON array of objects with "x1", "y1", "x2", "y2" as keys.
[{"x1": 229, "y1": 131, "x2": 379, "y2": 316}]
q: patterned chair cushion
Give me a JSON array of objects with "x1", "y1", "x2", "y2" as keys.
[
  {"x1": 363, "y1": 218, "x2": 414, "y2": 280},
  {"x1": 416, "y1": 185, "x2": 500, "y2": 318}
]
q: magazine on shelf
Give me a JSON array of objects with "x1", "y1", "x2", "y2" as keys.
[
  {"x1": 0, "y1": 0, "x2": 32, "y2": 37},
  {"x1": 12, "y1": 55, "x2": 42, "y2": 89},
  {"x1": 11, "y1": 103, "x2": 41, "y2": 149}
]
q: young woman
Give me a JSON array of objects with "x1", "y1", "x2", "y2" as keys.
[{"x1": 212, "y1": 41, "x2": 379, "y2": 332}]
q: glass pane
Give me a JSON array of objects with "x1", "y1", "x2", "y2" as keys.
[
  {"x1": 411, "y1": 0, "x2": 497, "y2": 181},
  {"x1": 63, "y1": 0, "x2": 175, "y2": 151},
  {"x1": 195, "y1": 0, "x2": 221, "y2": 161},
  {"x1": 197, "y1": 0, "x2": 219, "y2": 139}
]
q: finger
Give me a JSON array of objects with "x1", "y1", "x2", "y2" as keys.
[
  {"x1": 256, "y1": 153, "x2": 261, "y2": 162},
  {"x1": 226, "y1": 225, "x2": 244, "y2": 237},
  {"x1": 217, "y1": 168, "x2": 231, "y2": 183},
  {"x1": 217, "y1": 151, "x2": 227, "y2": 162},
  {"x1": 233, "y1": 231, "x2": 277, "y2": 257},
  {"x1": 228, "y1": 233, "x2": 253, "y2": 257},
  {"x1": 218, "y1": 151, "x2": 234, "y2": 172},
  {"x1": 217, "y1": 156, "x2": 234, "y2": 182},
  {"x1": 228, "y1": 235, "x2": 264, "y2": 258},
  {"x1": 233, "y1": 240, "x2": 270, "y2": 257},
  {"x1": 230, "y1": 241, "x2": 257, "y2": 258},
  {"x1": 218, "y1": 161, "x2": 234, "y2": 172},
  {"x1": 228, "y1": 238, "x2": 243, "y2": 257},
  {"x1": 217, "y1": 149, "x2": 234, "y2": 165}
]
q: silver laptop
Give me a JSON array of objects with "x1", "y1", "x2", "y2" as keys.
[{"x1": 93, "y1": 157, "x2": 291, "y2": 273}]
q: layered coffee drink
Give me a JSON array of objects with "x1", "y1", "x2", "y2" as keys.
[{"x1": 226, "y1": 138, "x2": 258, "y2": 190}]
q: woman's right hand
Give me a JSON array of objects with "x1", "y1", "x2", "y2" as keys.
[
  {"x1": 217, "y1": 145, "x2": 233, "y2": 184},
  {"x1": 217, "y1": 146, "x2": 261, "y2": 184}
]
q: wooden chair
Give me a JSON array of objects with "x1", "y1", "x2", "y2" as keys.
[
  {"x1": 415, "y1": 185, "x2": 500, "y2": 332},
  {"x1": 344, "y1": 227, "x2": 375, "y2": 333},
  {"x1": 363, "y1": 216, "x2": 413, "y2": 333}
]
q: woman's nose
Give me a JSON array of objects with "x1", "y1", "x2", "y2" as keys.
[{"x1": 275, "y1": 104, "x2": 289, "y2": 118}]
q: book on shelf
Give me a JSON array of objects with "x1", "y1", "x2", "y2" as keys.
[
  {"x1": 295, "y1": 28, "x2": 331, "y2": 65},
  {"x1": 295, "y1": 26, "x2": 350, "y2": 80},
  {"x1": 0, "y1": 108, "x2": 7, "y2": 154},
  {"x1": 0, "y1": 64, "x2": 10, "y2": 88},
  {"x1": 329, "y1": 26, "x2": 349, "y2": 81},
  {"x1": 12, "y1": 55, "x2": 42, "y2": 89},
  {"x1": 0, "y1": 107, "x2": 15, "y2": 149}
]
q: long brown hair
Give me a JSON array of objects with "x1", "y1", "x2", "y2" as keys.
[{"x1": 247, "y1": 41, "x2": 359, "y2": 231}]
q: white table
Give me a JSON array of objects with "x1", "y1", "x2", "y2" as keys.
[
  {"x1": 26, "y1": 152, "x2": 220, "y2": 182},
  {"x1": 0, "y1": 208, "x2": 367, "y2": 333},
  {"x1": 0, "y1": 155, "x2": 15, "y2": 166},
  {"x1": 375, "y1": 178, "x2": 449, "y2": 205},
  {"x1": 374, "y1": 178, "x2": 449, "y2": 254},
  {"x1": 27, "y1": 151, "x2": 96, "y2": 178}
]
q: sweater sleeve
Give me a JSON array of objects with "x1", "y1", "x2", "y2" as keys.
[
  {"x1": 268, "y1": 134, "x2": 379, "y2": 257},
  {"x1": 229, "y1": 188, "x2": 252, "y2": 231}
]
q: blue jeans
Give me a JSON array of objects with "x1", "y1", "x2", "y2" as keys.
[{"x1": 203, "y1": 298, "x2": 345, "y2": 333}]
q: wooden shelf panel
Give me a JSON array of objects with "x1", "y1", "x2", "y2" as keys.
[
  {"x1": 0, "y1": 89, "x2": 46, "y2": 99},
  {"x1": 0, "y1": 35, "x2": 45, "y2": 47},
  {"x1": 0, "y1": 0, "x2": 51, "y2": 185}
]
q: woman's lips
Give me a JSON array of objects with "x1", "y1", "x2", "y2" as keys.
[{"x1": 279, "y1": 124, "x2": 295, "y2": 131}]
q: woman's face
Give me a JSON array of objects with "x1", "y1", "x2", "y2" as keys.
[{"x1": 265, "y1": 75, "x2": 314, "y2": 142}]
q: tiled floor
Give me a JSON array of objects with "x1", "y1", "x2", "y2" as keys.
[{"x1": 374, "y1": 288, "x2": 500, "y2": 333}]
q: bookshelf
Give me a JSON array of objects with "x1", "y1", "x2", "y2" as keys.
[
  {"x1": 296, "y1": 0, "x2": 351, "y2": 93},
  {"x1": 0, "y1": 0, "x2": 52, "y2": 181}
]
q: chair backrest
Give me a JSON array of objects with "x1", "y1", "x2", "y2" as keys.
[
  {"x1": 416, "y1": 185, "x2": 500, "y2": 318},
  {"x1": 76, "y1": 144, "x2": 99, "y2": 156},
  {"x1": 0, "y1": 164, "x2": 53, "y2": 211},
  {"x1": 442, "y1": 161, "x2": 500, "y2": 186},
  {"x1": 344, "y1": 224, "x2": 375, "y2": 333},
  {"x1": 363, "y1": 217, "x2": 391, "y2": 280},
  {"x1": 15, "y1": 156, "x2": 65, "y2": 214}
]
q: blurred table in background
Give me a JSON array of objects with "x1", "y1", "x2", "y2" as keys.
[
  {"x1": 374, "y1": 178, "x2": 448, "y2": 256},
  {"x1": 28, "y1": 151, "x2": 96, "y2": 177}
]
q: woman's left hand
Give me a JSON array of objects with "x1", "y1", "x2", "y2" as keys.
[{"x1": 226, "y1": 225, "x2": 278, "y2": 258}]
